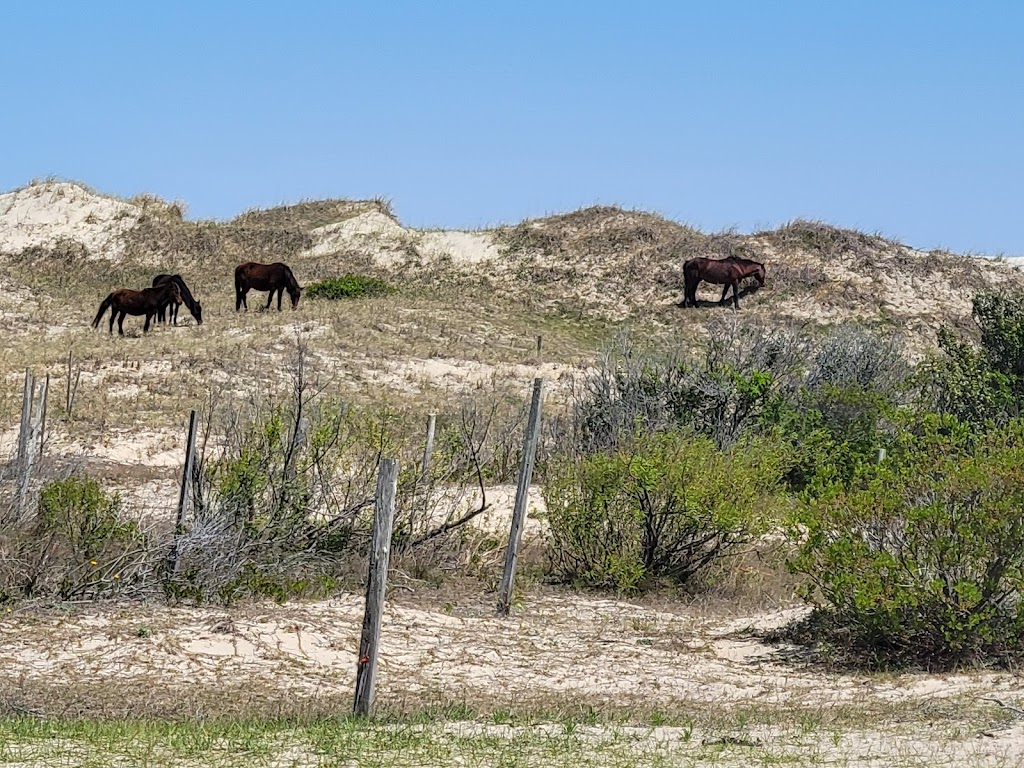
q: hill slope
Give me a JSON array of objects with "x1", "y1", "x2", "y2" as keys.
[{"x1": 1, "y1": 178, "x2": 1022, "y2": 510}]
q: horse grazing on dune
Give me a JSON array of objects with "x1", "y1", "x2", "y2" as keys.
[
  {"x1": 680, "y1": 256, "x2": 766, "y2": 310},
  {"x1": 152, "y1": 274, "x2": 203, "y2": 326},
  {"x1": 235, "y1": 261, "x2": 302, "y2": 312},
  {"x1": 92, "y1": 281, "x2": 182, "y2": 335}
]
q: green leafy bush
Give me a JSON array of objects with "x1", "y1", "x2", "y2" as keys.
[
  {"x1": 917, "y1": 292, "x2": 1024, "y2": 428},
  {"x1": 543, "y1": 431, "x2": 789, "y2": 594},
  {"x1": 787, "y1": 417, "x2": 1024, "y2": 669},
  {"x1": 305, "y1": 274, "x2": 395, "y2": 300},
  {"x1": 28, "y1": 476, "x2": 146, "y2": 599}
]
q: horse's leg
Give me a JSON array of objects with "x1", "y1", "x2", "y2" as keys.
[
  {"x1": 108, "y1": 310, "x2": 115, "y2": 335},
  {"x1": 144, "y1": 312, "x2": 152, "y2": 333},
  {"x1": 117, "y1": 312, "x2": 126, "y2": 336},
  {"x1": 687, "y1": 279, "x2": 699, "y2": 307},
  {"x1": 265, "y1": 290, "x2": 273, "y2": 310},
  {"x1": 276, "y1": 288, "x2": 283, "y2": 311},
  {"x1": 732, "y1": 282, "x2": 740, "y2": 310}
]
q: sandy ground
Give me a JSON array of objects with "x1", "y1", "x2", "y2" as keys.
[
  {"x1": 0, "y1": 181, "x2": 142, "y2": 258},
  {"x1": 0, "y1": 591, "x2": 1022, "y2": 764}
]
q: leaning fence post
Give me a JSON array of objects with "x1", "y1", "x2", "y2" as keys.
[
  {"x1": 167, "y1": 409, "x2": 198, "y2": 576},
  {"x1": 353, "y1": 458, "x2": 399, "y2": 718},
  {"x1": 497, "y1": 378, "x2": 544, "y2": 617}
]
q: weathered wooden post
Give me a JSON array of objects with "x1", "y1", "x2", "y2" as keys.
[
  {"x1": 15, "y1": 369, "x2": 32, "y2": 470},
  {"x1": 353, "y1": 458, "x2": 399, "y2": 717},
  {"x1": 16, "y1": 374, "x2": 48, "y2": 519},
  {"x1": 38, "y1": 374, "x2": 50, "y2": 452},
  {"x1": 497, "y1": 378, "x2": 543, "y2": 617},
  {"x1": 421, "y1": 413, "x2": 436, "y2": 477},
  {"x1": 167, "y1": 409, "x2": 198, "y2": 576}
]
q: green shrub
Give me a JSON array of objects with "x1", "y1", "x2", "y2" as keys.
[
  {"x1": 543, "y1": 431, "x2": 789, "y2": 594},
  {"x1": 771, "y1": 385, "x2": 895, "y2": 497},
  {"x1": 787, "y1": 417, "x2": 1024, "y2": 669},
  {"x1": 917, "y1": 292, "x2": 1024, "y2": 428},
  {"x1": 29, "y1": 476, "x2": 146, "y2": 599},
  {"x1": 306, "y1": 274, "x2": 395, "y2": 300}
]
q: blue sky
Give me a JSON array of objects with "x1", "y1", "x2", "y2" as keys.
[{"x1": 1, "y1": 1, "x2": 1022, "y2": 255}]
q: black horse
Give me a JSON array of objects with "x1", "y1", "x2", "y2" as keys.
[{"x1": 152, "y1": 274, "x2": 203, "y2": 325}]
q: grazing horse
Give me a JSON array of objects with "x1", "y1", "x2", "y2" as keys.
[
  {"x1": 680, "y1": 256, "x2": 766, "y2": 310},
  {"x1": 152, "y1": 274, "x2": 203, "y2": 326},
  {"x1": 92, "y1": 281, "x2": 182, "y2": 335},
  {"x1": 235, "y1": 261, "x2": 302, "y2": 312}
]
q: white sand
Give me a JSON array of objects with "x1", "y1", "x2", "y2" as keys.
[{"x1": 0, "y1": 181, "x2": 141, "y2": 259}]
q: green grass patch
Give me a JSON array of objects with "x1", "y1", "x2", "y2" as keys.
[{"x1": 306, "y1": 274, "x2": 396, "y2": 300}]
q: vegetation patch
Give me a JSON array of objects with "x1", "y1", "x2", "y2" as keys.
[{"x1": 305, "y1": 274, "x2": 396, "y2": 300}]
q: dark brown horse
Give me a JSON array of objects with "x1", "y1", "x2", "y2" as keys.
[
  {"x1": 680, "y1": 256, "x2": 766, "y2": 310},
  {"x1": 235, "y1": 261, "x2": 302, "y2": 312},
  {"x1": 92, "y1": 281, "x2": 182, "y2": 335},
  {"x1": 153, "y1": 274, "x2": 203, "y2": 326}
]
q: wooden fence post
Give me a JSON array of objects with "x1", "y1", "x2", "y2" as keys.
[
  {"x1": 15, "y1": 369, "x2": 32, "y2": 470},
  {"x1": 421, "y1": 413, "x2": 436, "y2": 477},
  {"x1": 167, "y1": 409, "x2": 198, "y2": 576},
  {"x1": 497, "y1": 378, "x2": 543, "y2": 617},
  {"x1": 353, "y1": 458, "x2": 399, "y2": 718},
  {"x1": 536, "y1": 335, "x2": 542, "y2": 356},
  {"x1": 65, "y1": 351, "x2": 81, "y2": 422},
  {"x1": 17, "y1": 374, "x2": 48, "y2": 519},
  {"x1": 38, "y1": 375, "x2": 50, "y2": 453}
]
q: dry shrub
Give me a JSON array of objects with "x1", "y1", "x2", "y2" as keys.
[{"x1": 763, "y1": 219, "x2": 891, "y2": 261}]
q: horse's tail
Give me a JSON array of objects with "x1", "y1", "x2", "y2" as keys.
[
  {"x1": 92, "y1": 294, "x2": 114, "y2": 328},
  {"x1": 234, "y1": 265, "x2": 245, "y2": 295}
]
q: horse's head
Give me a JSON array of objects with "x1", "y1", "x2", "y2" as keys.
[
  {"x1": 289, "y1": 285, "x2": 302, "y2": 310},
  {"x1": 193, "y1": 299, "x2": 203, "y2": 325},
  {"x1": 753, "y1": 263, "x2": 766, "y2": 287}
]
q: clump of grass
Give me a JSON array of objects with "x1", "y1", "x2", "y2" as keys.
[{"x1": 306, "y1": 274, "x2": 396, "y2": 300}]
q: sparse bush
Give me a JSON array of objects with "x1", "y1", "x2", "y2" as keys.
[
  {"x1": 306, "y1": 274, "x2": 395, "y2": 300},
  {"x1": 565, "y1": 322, "x2": 807, "y2": 454},
  {"x1": 543, "y1": 431, "x2": 789, "y2": 594},
  {"x1": 786, "y1": 417, "x2": 1024, "y2": 669},
  {"x1": 7, "y1": 476, "x2": 150, "y2": 600}
]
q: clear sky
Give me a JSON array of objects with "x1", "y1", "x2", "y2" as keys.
[{"x1": 1, "y1": 1, "x2": 1022, "y2": 255}]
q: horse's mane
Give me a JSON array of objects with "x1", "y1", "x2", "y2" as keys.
[{"x1": 724, "y1": 255, "x2": 765, "y2": 267}]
